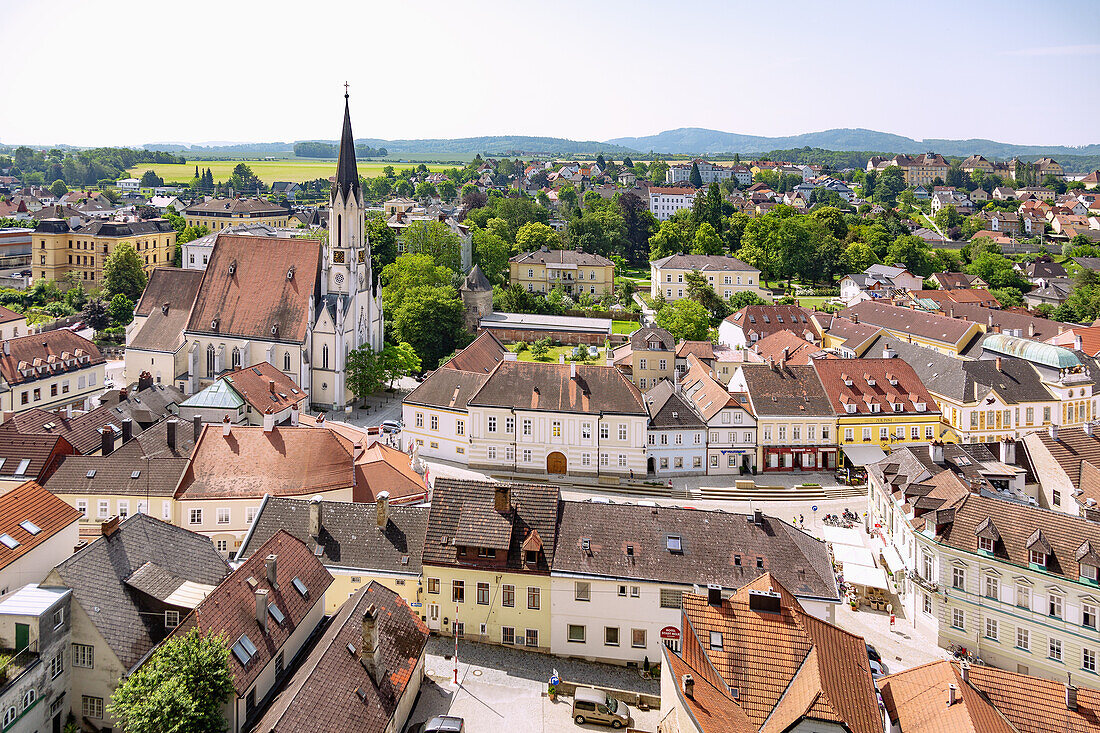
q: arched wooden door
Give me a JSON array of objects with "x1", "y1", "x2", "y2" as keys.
[{"x1": 547, "y1": 451, "x2": 567, "y2": 475}]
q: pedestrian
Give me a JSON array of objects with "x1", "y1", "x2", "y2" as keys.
[{"x1": 799, "y1": 514, "x2": 804, "y2": 528}]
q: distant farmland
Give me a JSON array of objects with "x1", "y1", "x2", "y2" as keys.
[{"x1": 127, "y1": 159, "x2": 454, "y2": 185}]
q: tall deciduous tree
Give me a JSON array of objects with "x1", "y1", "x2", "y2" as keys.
[
  {"x1": 82, "y1": 297, "x2": 111, "y2": 332},
  {"x1": 346, "y1": 346, "x2": 385, "y2": 405},
  {"x1": 515, "y1": 222, "x2": 560, "y2": 251},
  {"x1": 472, "y1": 227, "x2": 511, "y2": 285},
  {"x1": 103, "y1": 243, "x2": 147, "y2": 301},
  {"x1": 400, "y1": 221, "x2": 462, "y2": 271},
  {"x1": 380, "y1": 254, "x2": 454, "y2": 316},
  {"x1": 365, "y1": 211, "x2": 398, "y2": 271},
  {"x1": 379, "y1": 341, "x2": 422, "y2": 386},
  {"x1": 108, "y1": 627, "x2": 235, "y2": 733},
  {"x1": 390, "y1": 285, "x2": 467, "y2": 370},
  {"x1": 655, "y1": 298, "x2": 711, "y2": 341}
]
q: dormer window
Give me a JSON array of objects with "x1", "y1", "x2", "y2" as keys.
[
  {"x1": 915, "y1": 402, "x2": 926, "y2": 412},
  {"x1": 887, "y1": 375, "x2": 899, "y2": 386},
  {"x1": 866, "y1": 376, "x2": 876, "y2": 386},
  {"x1": 525, "y1": 550, "x2": 538, "y2": 565},
  {"x1": 842, "y1": 374, "x2": 853, "y2": 386},
  {"x1": 869, "y1": 403, "x2": 881, "y2": 413},
  {"x1": 978, "y1": 536, "x2": 994, "y2": 553},
  {"x1": 1081, "y1": 564, "x2": 1098, "y2": 583},
  {"x1": 845, "y1": 403, "x2": 857, "y2": 414},
  {"x1": 1029, "y1": 549, "x2": 1046, "y2": 567},
  {"x1": 892, "y1": 403, "x2": 903, "y2": 412}
]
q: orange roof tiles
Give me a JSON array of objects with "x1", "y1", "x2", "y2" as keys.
[
  {"x1": 222, "y1": 361, "x2": 307, "y2": 413},
  {"x1": 441, "y1": 330, "x2": 506, "y2": 373},
  {"x1": 751, "y1": 330, "x2": 821, "y2": 366},
  {"x1": 0, "y1": 329, "x2": 104, "y2": 387},
  {"x1": 0, "y1": 481, "x2": 81, "y2": 571}
]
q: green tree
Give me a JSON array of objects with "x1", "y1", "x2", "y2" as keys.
[
  {"x1": 400, "y1": 221, "x2": 461, "y2": 271},
  {"x1": 108, "y1": 293, "x2": 135, "y2": 326},
  {"x1": 380, "y1": 254, "x2": 454, "y2": 315},
  {"x1": 966, "y1": 251, "x2": 1029, "y2": 291},
  {"x1": 530, "y1": 337, "x2": 552, "y2": 360},
  {"x1": 648, "y1": 160, "x2": 669, "y2": 184},
  {"x1": 990, "y1": 287, "x2": 1023, "y2": 308},
  {"x1": 102, "y1": 243, "x2": 147, "y2": 300},
  {"x1": 438, "y1": 180, "x2": 456, "y2": 201},
  {"x1": 365, "y1": 211, "x2": 398, "y2": 271},
  {"x1": 515, "y1": 222, "x2": 561, "y2": 251},
  {"x1": 873, "y1": 166, "x2": 906, "y2": 205},
  {"x1": 108, "y1": 627, "x2": 234, "y2": 733},
  {"x1": 729, "y1": 290, "x2": 766, "y2": 309},
  {"x1": 811, "y1": 206, "x2": 848, "y2": 240},
  {"x1": 472, "y1": 227, "x2": 511, "y2": 285},
  {"x1": 50, "y1": 179, "x2": 69, "y2": 198},
  {"x1": 390, "y1": 285, "x2": 467, "y2": 369},
  {"x1": 691, "y1": 223, "x2": 724, "y2": 256},
  {"x1": 689, "y1": 162, "x2": 703, "y2": 188},
  {"x1": 649, "y1": 220, "x2": 690, "y2": 260},
  {"x1": 346, "y1": 346, "x2": 385, "y2": 405},
  {"x1": 566, "y1": 207, "x2": 627, "y2": 258},
  {"x1": 655, "y1": 298, "x2": 711, "y2": 341},
  {"x1": 140, "y1": 170, "x2": 164, "y2": 188},
  {"x1": 82, "y1": 297, "x2": 111, "y2": 332},
  {"x1": 684, "y1": 270, "x2": 731, "y2": 323},
  {"x1": 934, "y1": 204, "x2": 963, "y2": 231},
  {"x1": 885, "y1": 235, "x2": 935, "y2": 277},
  {"x1": 379, "y1": 341, "x2": 422, "y2": 386}
]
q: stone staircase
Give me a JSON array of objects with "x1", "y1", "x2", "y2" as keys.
[
  {"x1": 825, "y1": 484, "x2": 869, "y2": 499},
  {"x1": 696, "y1": 483, "x2": 829, "y2": 501}
]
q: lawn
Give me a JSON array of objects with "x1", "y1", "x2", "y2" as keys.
[
  {"x1": 513, "y1": 344, "x2": 610, "y2": 363},
  {"x1": 126, "y1": 159, "x2": 453, "y2": 185},
  {"x1": 612, "y1": 320, "x2": 641, "y2": 335}
]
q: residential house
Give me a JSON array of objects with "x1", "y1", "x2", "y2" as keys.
[
  {"x1": 238, "y1": 495, "x2": 428, "y2": 615},
  {"x1": 750, "y1": 329, "x2": 823, "y2": 366},
  {"x1": 969, "y1": 186, "x2": 989, "y2": 202},
  {"x1": 813, "y1": 357, "x2": 943, "y2": 464},
  {"x1": 673, "y1": 341, "x2": 715, "y2": 378},
  {"x1": 880, "y1": 660, "x2": 1100, "y2": 733},
  {"x1": 718, "y1": 304, "x2": 822, "y2": 349},
  {"x1": 981, "y1": 210, "x2": 1022, "y2": 236},
  {"x1": 839, "y1": 263, "x2": 923, "y2": 305},
  {"x1": 932, "y1": 190, "x2": 974, "y2": 216},
  {"x1": 731, "y1": 362, "x2": 836, "y2": 472},
  {"x1": 992, "y1": 186, "x2": 1016, "y2": 201},
  {"x1": 466, "y1": 360, "x2": 649, "y2": 479},
  {"x1": 611, "y1": 326, "x2": 676, "y2": 390},
  {"x1": 1035, "y1": 157, "x2": 1066, "y2": 179},
  {"x1": 837, "y1": 302, "x2": 984, "y2": 355},
  {"x1": 868, "y1": 153, "x2": 950, "y2": 187},
  {"x1": 182, "y1": 198, "x2": 291, "y2": 230},
  {"x1": 1024, "y1": 278, "x2": 1073, "y2": 309},
  {"x1": 551, "y1": 507, "x2": 839, "y2": 667},
  {"x1": 1018, "y1": 258, "x2": 1067, "y2": 282},
  {"x1": 421, "y1": 479, "x2": 559, "y2": 650},
  {"x1": 44, "y1": 514, "x2": 230, "y2": 730},
  {"x1": 643, "y1": 380, "x2": 707, "y2": 476},
  {"x1": 650, "y1": 254, "x2": 765, "y2": 302},
  {"x1": 0, "y1": 306, "x2": 26, "y2": 341},
  {"x1": 246, "y1": 581, "x2": 428, "y2": 733},
  {"x1": 820, "y1": 315, "x2": 888, "y2": 357},
  {"x1": 31, "y1": 218, "x2": 176, "y2": 287},
  {"x1": 1020, "y1": 425, "x2": 1100, "y2": 517},
  {"x1": 868, "y1": 448, "x2": 1100, "y2": 683},
  {"x1": 647, "y1": 187, "x2": 698, "y2": 222},
  {"x1": 0, "y1": 481, "x2": 81, "y2": 596},
  {"x1": 658, "y1": 575, "x2": 881, "y2": 733},
  {"x1": 0, "y1": 434, "x2": 74, "y2": 493},
  {"x1": 123, "y1": 266, "x2": 204, "y2": 387},
  {"x1": 665, "y1": 160, "x2": 738, "y2": 186},
  {"x1": 0, "y1": 330, "x2": 105, "y2": 414},
  {"x1": 1017, "y1": 186, "x2": 1055, "y2": 201},
  {"x1": 681, "y1": 355, "x2": 757, "y2": 474},
  {"x1": 0, "y1": 585, "x2": 72, "y2": 733},
  {"x1": 167, "y1": 531, "x2": 333, "y2": 732},
  {"x1": 178, "y1": 361, "x2": 308, "y2": 427}
]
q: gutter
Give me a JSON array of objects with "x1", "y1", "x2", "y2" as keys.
[{"x1": 236, "y1": 493, "x2": 271, "y2": 562}]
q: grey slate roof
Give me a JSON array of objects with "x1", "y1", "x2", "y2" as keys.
[
  {"x1": 553, "y1": 501, "x2": 838, "y2": 600},
  {"x1": 651, "y1": 253, "x2": 758, "y2": 272},
  {"x1": 45, "y1": 454, "x2": 188, "y2": 497},
  {"x1": 50, "y1": 513, "x2": 230, "y2": 670},
  {"x1": 645, "y1": 380, "x2": 706, "y2": 429},
  {"x1": 237, "y1": 496, "x2": 427, "y2": 575}
]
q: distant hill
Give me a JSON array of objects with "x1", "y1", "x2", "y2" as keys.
[{"x1": 605, "y1": 127, "x2": 1100, "y2": 160}]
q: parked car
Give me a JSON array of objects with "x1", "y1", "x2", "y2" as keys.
[
  {"x1": 381, "y1": 419, "x2": 403, "y2": 433},
  {"x1": 869, "y1": 659, "x2": 889, "y2": 679},
  {"x1": 412, "y1": 716, "x2": 464, "y2": 733},
  {"x1": 866, "y1": 643, "x2": 881, "y2": 664},
  {"x1": 572, "y1": 687, "x2": 631, "y2": 729}
]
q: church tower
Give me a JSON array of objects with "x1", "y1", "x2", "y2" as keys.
[{"x1": 329, "y1": 89, "x2": 366, "y2": 296}]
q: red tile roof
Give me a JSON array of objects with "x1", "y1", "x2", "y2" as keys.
[
  {"x1": 176, "y1": 425, "x2": 355, "y2": 499},
  {"x1": 813, "y1": 357, "x2": 938, "y2": 417},
  {"x1": 0, "y1": 481, "x2": 81, "y2": 571},
  {"x1": 0, "y1": 329, "x2": 103, "y2": 387},
  {"x1": 173, "y1": 530, "x2": 332, "y2": 697},
  {"x1": 441, "y1": 330, "x2": 506, "y2": 373},
  {"x1": 751, "y1": 330, "x2": 822, "y2": 366},
  {"x1": 0, "y1": 306, "x2": 22, "y2": 325},
  {"x1": 354, "y1": 442, "x2": 428, "y2": 503},
  {"x1": 222, "y1": 361, "x2": 307, "y2": 413}
]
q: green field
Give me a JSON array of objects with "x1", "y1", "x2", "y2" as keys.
[
  {"x1": 612, "y1": 320, "x2": 641, "y2": 335},
  {"x1": 126, "y1": 159, "x2": 453, "y2": 185},
  {"x1": 514, "y1": 344, "x2": 611, "y2": 363}
]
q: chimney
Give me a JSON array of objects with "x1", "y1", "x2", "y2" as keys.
[
  {"x1": 932, "y1": 442, "x2": 944, "y2": 464},
  {"x1": 121, "y1": 417, "x2": 132, "y2": 443},
  {"x1": 707, "y1": 584, "x2": 723, "y2": 607},
  {"x1": 309, "y1": 496, "x2": 322, "y2": 537},
  {"x1": 101, "y1": 516, "x2": 120, "y2": 537},
  {"x1": 222, "y1": 415, "x2": 231, "y2": 437},
  {"x1": 65, "y1": 403, "x2": 72, "y2": 419},
  {"x1": 265, "y1": 554, "x2": 277, "y2": 586},
  {"x1": 137, "y1": 371, "x2": 153, "y2": 391},
  {"x1": 1086, "y1": 423, "x2": 1094, "y2": 437},
  {"x1": 1058, "y1": 325, "x2": 1065, "y2": 335},
  {"x1": 354, "y1": 441, "x2": 365, "y2": 460},
  {"x1": 263, "y1": 410, "x2": 275, "y2": 433},
  {"x1": 376, "y1": 491, "x2": 390, "y2": 528},
  {"x1": 100, "y1": 427, "x2": 115, "y2": 456},
  {"x1": 1076, "y1": 335, "x2": 1084, "y2": 351},
  {"x1": 987, "y1": 313, "x2": 994, "y2": 328},
  {"x1": 255, "y1": 588, "x2": 269, "y2": 627},
  {"x1": 681, "y1": 674, "x2": 695, "y2": 699},
  {"x1": 570, "y1": 362, "x2": 576, "y2": 379},
  {"x1": 948, "y1": 683, "x2": 958, "y2": 707},
  {"x1": 781, "y1": 346, "x2": 789, "y2": 361},
  {"x1": 1, "y1": 341, "x2": 7, "y2": 356},
  {"x1": 361, "y1": 604, "x2": 382, "y2": 683},
  {"x1": 268, "y1": 378, "x2": 276, "y2": 394},
  {"x1": 1050, "y1": 424, "x2": 1059, "y2": 441},
  {"x1": 995, "y1": 357, "x2": 1002, "y2": 372},
  {"x1": 494, "y1": 485, "x2": 511, "y2": 513},
  {"x1": 193, "y1": 415, "x2": 202, "y2": 443},
  {"x1": 883, "y1": 343, "x2": 896, "y2": 359},
  {"x1": 960, "y1": 661, "x2": 970, "y2": 683},
  {"x1": 1066, "y1": 680, "x2": 1078, "y2": 711},
  {"x1": 949, "y1": 306, "x2": 955, "y2": 318},
  {"x1": 851, "y1": 314, "x2": 858, "y2": 324},
  {"x1": 1029, "y1": 322, "x2": 1036, "y2": 337},
  {"x1": 753, "y1": 508, "x2": 763, "y2": 525},
  {"x1": 290, "y1": 403, "x2": 299, "y2": 427},
  {"x1": 167, "y1": 418, "x2": 178, "y2": 452}
]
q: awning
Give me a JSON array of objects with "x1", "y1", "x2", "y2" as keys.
[
  {"x1": 822, "y1": 525, "x2": 864, "y2": 547},
  {"x1": 833, "y1": 544, "x2": 877, "y2": 568},
  {"x1": 880, "y1": 545, "x2": 907, "y2": 574},
  {"x1": 842, "y1": 445, "x2": 887, "y2": 466},
  {"x1": 841, "y1": 562, "x2": 890, "y2": 590}
]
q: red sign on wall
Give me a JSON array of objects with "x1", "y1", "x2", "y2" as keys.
[{"x1": 660, "y1": 625, "x2": 681, "y2": 640}]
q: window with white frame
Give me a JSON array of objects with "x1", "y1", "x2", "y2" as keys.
[
  {"x1": 952, "y1": 567, "x2": 966, "y2": 590},
  {"x1": 1049, "y1": 637, "x2": 1063, "y2": 662},
  {"x1": 1085, "y1": 648, "x2": 1097, "y2": 673},
  {"x1": 1016, "y1": 585, "x2": 1030, "y2": 609},
  {"x1": 983, "y1": 575, "x2": 999, "y2": 599},
  {"x1": 189, "y1": 508, "x2": 202, "y2": 524},
  {"x1": 1049, "y1": 593, "x2": 1063, "y2": 618},
  {"x1": 216, "y1": 507, "x2": 230, "y2": 525},
  {"x1": 72, "y1": 643, "x2": 94, "y2": 668},
  {"x1": 952, "y1": 608, "x2": 965, "y2": 630},
  {"x1": 984, "y1": 618, "x2": 998, "y2": 641},
  {"x1": 1016, "y1": 627, "x2": 1029, "y2": 650},
  {"x1": 98, "y1": 500, "x2": 109, "y2": 518}
]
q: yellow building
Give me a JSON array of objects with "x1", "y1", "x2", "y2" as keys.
[
  {"x1": 182, "y1": 197, "x2": 291, "y2": 230},
  {"x1": 868, "y1": 153, "x2": 950, "y2": 187},
  {"x1": 813, "y1": 358, "x2": 949, "y2": 460},
  {"x1": 0, "y1": 329, "x2": 106, "y2": 414},
  {"x1": 650, "y1": 253, "x2": 766, "y2": 302},
  {"x1": 510, "y1": 246, "x2": 615, "y2": 295},
  {"x1": 422, "y1": 479, "x2": 557, "y2": 651},
  {"x1": 31, "y1": 218, "x2": 177, "y2": 286},
  {"x1": 611, "y1": 326, "x2": 676, "y2": 390},
  {"x1": 238, "y1": 496, "x2": 427, "y2": 615}
]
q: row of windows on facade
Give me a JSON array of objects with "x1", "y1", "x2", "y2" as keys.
[
  {"x1": 664, "y1": 273, "x2": 753, "y2": 286},
  {"x1": 941, "y1": 565, "x2": 1100, "y2": 613},
  {"x1": 206, "y1": 346, "x2": 298, "y2": 377},
  {"x1": 840, "y1": 425, "x2": 935, "y2": 442},
  {"x1": 18, "y1": 372, "x2": 95, "y2": 405},
  {"x1": 935, "y1": 602, "x2": 1098, "y2": 673},
  {"x1": 426, "y1": 578, "x2": 686, "y2": 610},
  {"x1": 75, "y1": 500, "x2": 258, "y2": 528},
  {"x1": 482, "y1": 445, "x2": 633, "y2": 467},
  {"x1": 524, "y1": 269, "x2": 603, "y2": 281},
  {"x1": 418, "y1": 413, "x2": 634, "y2": 441}
]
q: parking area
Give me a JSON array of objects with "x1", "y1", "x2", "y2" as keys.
[{"x1": 408, "y1": 638, "x2": 662, "y2": 733}]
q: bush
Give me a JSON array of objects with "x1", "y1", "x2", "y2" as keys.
[{"x1": 512, "y1": 341, "x2": 528, "y2": 353}]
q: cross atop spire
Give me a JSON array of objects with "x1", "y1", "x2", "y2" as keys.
[
  {"x1": 344, "y1": 81, "x2": 349, "y2": 99},
  {"x1": 333, "y1": 86, "x2": 360, "y2": 201}
]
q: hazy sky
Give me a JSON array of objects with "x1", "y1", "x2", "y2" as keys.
[{"x1": 1, "y1": 0, "x2": 1097, "y2": 147}]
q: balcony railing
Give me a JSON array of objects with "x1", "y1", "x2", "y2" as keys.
[
  {"x1": 911, "y1": 573, "x2": 938, "y2": 593},
  {"x1": 0, "y1": 642, "x2": 40, "y2": 693}
]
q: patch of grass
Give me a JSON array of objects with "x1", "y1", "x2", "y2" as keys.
[
  {"x1": 793, "y1": 296, "x2": 836, "y2": 309},
  {"x1": 127, "y1": 159, "x2": 453, "y2": 185},
  {"x1": 515, "y1": 344, "x2": 607, "y2": 363},
  {"x1": 612, "y1": 320, "x2": 641, "y2": 335}
]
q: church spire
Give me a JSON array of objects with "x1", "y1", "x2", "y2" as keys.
[{"x1": 334, "y1": 83, "x2": 360, "y2": 200}]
